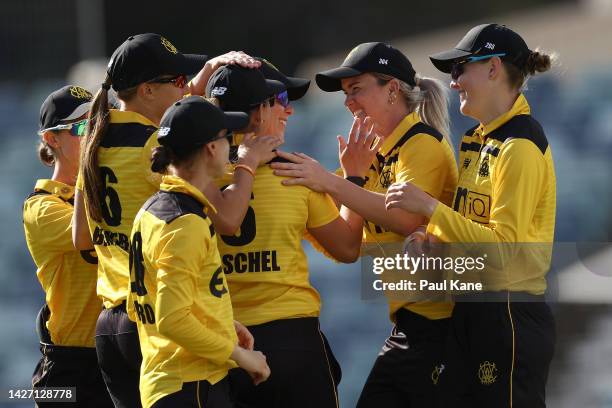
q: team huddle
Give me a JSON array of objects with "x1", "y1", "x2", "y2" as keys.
[{"x1": 23, "y1": 23, "x2": 557, "y2": 408}]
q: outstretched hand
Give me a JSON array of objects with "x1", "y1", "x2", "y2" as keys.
[
  {"x1": 269, "y1": 151, "x2": 334, "y2": 193},
  {"x1": 338, "y1": 116, "x2": 382, "y2": 178}
]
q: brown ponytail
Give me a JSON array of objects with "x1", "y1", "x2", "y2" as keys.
[
  {"x1": 524, "y1": 50, "x2": 552, "y2": 75},
  {"x1": 37, "y1": 140, "x2": 55, "y2": 167},
  {"x1": 504, "y1": 48, "x2": 556, "y2": 91},
  {"x1": 81, "y1": 75, "x2": 111, "y2": 222}
]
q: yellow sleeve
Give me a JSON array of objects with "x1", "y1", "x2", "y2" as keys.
[
  {"x1": 154, "y1": 216, "x2": 235, "y2": 365},
  {"x1": 24, "y1": 196, "x2": 75, "y2": 254},
  {"x1": 396, "y1": 134, "x2": 450, "y2": 198},
  {"x1": 142, "y1": 132, "x2": 163, "y2": 188},
  {"x1": 306, "y1": 191, "x2": 340, "y2": 229},
  {"x1": 427, "y1": 139, "x2": 546, "y2": 246}
]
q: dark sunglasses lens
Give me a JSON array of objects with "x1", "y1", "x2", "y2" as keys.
[
  {"x1": 451, "y1": 64, "x2": 463, "y2": 81},
  {"x1": 277, "y1": 91, "x2": 289, "y2": 108}
]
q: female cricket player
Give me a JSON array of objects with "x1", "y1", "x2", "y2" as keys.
[
  {"x1": 24, "y1": 85, "x2": 112, "y2": 407},
  {"x1": 270, "y1": 42, "x2": 458, "y2": 407},
  {"x1": 387, "y1": 23, "x2": 557, "y2": 407}
]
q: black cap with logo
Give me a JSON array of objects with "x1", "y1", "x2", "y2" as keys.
[
  {"x1": 157, "y1": 96, "x2": 249, "y2": 154},
  {"x1": 429, "y1": 24, "x2": 531, "y2": 73},
  {"x1": 39, "y1": 85, "x2": 93, "y2": 132},
  {"x1": 107, "y1": 33, "x2": 209, "y2": 91},
  {"x1": 256, "y1": 58, "x2": 310, "y2": 101},
  {"x1": 316, "y1": 42, "x2": 417, "y2": 92},
  {"x1": 205, "y1": 65, "x2": 286, "y2": 113}
]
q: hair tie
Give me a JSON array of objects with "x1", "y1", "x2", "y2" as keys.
[{"x1": 101, "y1": 83, "x2": 111, "y2": 91}]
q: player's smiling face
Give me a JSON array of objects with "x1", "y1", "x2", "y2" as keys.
[
  {"x1": 260, "y1": 94, "x2": 293, "y2": 142},
  {"x1": 341, "y1": 73, "x2": 389, "y2": 128},
  {"x1": 450, "y1": 59, "x2": 495, "y2": 121}
]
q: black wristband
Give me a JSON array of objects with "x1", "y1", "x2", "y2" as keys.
[{"x1": 345, "y1": 176, "x2": 366, "y2": 187}]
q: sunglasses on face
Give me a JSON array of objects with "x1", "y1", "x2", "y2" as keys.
[
  {"x1": 148, "y1": 75, "x2": 188, "y2": 88},
  {"x1": 450, "y1": 53, "x2": 507, "y2": 81},
  {"x1": 40, "y1": 119, "x2": 89, "y2": 137},
  {"x1": 269, "y1": 90, "x2": 290, "y2": 109}
]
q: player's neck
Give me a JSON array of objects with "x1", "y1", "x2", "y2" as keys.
[
  {"x1": 51, "y1": 161, "x2": 78, "y2": 186},
  {"x1": 120, "y1": 100, "x2": 162, "y2": 127}
]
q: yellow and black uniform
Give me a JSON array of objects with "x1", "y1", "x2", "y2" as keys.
[
  {"x1": 23, "y1": 179, "x2": 112, "y2": 407},
  {"x1": 356, "y1": 112, "x2": 458, "y2": 408},
  {"x1": 77, "y1": 109, "x2": 159, "y2": 408},
  {"x1": 127, "y1": 176, "x2": 237, "y2": 408},
  {"x1": 427, "y1": 94, "x2": 556, "y2": 408},
  {"x1": 217, "y1": 147, "x2": 342, "y2": 408}
]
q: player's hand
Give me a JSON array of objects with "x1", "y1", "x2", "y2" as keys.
[
  {"x1": 270, "y1": 150, "x2": 333, "y2": 193},
  {"x1": 338, "y1": 116, "x2": 381, "y2": 178},
  {"x1": 237, "y1": 133, "x2": 282, "y2": 168},
  {"x1": 234, "y1": 321, "x2": 254, "y2": 350},
  {"x1": 206, "y1": 51, "x2": 261, "y2": 72},
  {"x1": 385, "y1": 182, "x2": 439, "y2": 217},
  {"x1": 231, "y1": 347, "x2": 271, "y2": 385}
]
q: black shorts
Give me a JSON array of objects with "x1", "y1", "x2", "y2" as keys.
[
  {"x1": 439, "y1": 292, "x2": 556, "y2": 408},
  {"x1": 95, "y1": 302, "x2": 142, "y2": 408},
  {"x1": 33, "y1": 304, "x2": 113, "y2": 408},
  {"x1": 229, "y1": 317, "x2": 341, "y2": 408},
  {"x1": 356, "y1": 308, "x2": 449, "y2": 408},
  {"x1": 152, "y1": 377, "x2": 232, "y2": 408},
  {"x1": 32, "y1": 344, "x2": 113, "y2": 408}
]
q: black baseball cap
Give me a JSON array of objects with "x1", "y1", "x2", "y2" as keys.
[
  {"x1": 39, "y1": 85, "x2": 93, "y2": 132},
  {"x1": 107, "y1": 33, "x2": 209, "y2": 91},
  {"x1": 157, "y1": 96, "x2": 249, "y2": 154},
  {"x1": 205, "y1": 65, "x2": 286, "y2": 113},
  {"x1": 316, "y1": 42, "x2": 417, "y2": 92},
  {"x1": 429, "y1": 24, "x2": 531, "y2": 73},
  {"x1": 256, "y1": 57, "x2": 310, "y2": 101}
]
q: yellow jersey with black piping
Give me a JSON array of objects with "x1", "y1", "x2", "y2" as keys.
[
  {"x1": 363, "y1": 112, "x2": 458, "y2": 320},
  {"x1": 23, "y1": 179, "x2": 101, "y2": 347},
  {"x1": 427, "y1": 94, "x2": 556, "y2": 293},
  {"x1": 77, "y1": 110, "x2": 160, "y2": 308},
  {"x1": 127, "y1": 175, "x2": 237, "y2": 408},
  {"x1": 216, "y1": 157, "x2": 340, "y2": 327}
]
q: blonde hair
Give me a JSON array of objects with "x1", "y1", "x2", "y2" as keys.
[{"x1": 372, "y1": 73, "x2": 452, "y2": 148}]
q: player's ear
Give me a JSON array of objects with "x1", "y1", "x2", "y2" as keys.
[{"x1": 42, "y1": 131, "x2": 59, "y2": 148}]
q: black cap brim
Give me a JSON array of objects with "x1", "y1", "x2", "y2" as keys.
[
  {"x1": 223, "y1": 111, "x2": 249, "y2": 131},
  {"x1": 176, "y1": 53, "x2": 209, "y2": 75},
  {"x1": 315, "y1": 66, "x2": 363, "y2": 92},
  {"x1": 284, "y1": 76, "x2": 311, "y2": 101},
  {"x1": 429, "y1": 49, "x2": 472, "y2": 73}
]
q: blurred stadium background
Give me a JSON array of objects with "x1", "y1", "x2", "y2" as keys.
[{"x1": 1, "y1": 0, "x2": 611, "y2": 406}]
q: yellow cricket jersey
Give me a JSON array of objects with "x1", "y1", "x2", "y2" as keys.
[
  {"x1": 363, "y1": 112, "x2": 458, "y2": 320},
  {"x1": 23, "y1": 180, "x2": 101, "y2": 347},
  {"x1": 77, "y1": 110, "x2": 160, "y2": 308},
  {"x1": 427, "y1": 94, "x2": 556, "y2": 294},
  {"x1": 126, "y1": 175, "x2": 237, "y2": 408},
  {"x1": 216, "y1": 160, "x2": 340, "y2": 327}
]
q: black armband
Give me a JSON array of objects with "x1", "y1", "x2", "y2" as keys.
[{"x1": 345, "y1": 176, "x2": 366, "y2": 187}]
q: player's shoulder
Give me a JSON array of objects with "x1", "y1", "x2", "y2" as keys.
[{"x1": 490, "y1": 114, "x2": 548, "y2": 155}]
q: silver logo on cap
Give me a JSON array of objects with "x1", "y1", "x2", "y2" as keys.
[
  {"x1": 158, "y1": 127, "x2": 171, "y2": 136},
  {"x1": 211, "y1": 87, "x2": 227, "y2": 96}
]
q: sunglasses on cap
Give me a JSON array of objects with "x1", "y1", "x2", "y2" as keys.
[
  {"x1": 450, "y1": 53, "x2": 506, "y2": 81},
  {"x1": 269, "y1": 90, "x2": 290, "y2": 108},
  {"x1": 39, "y1": 119, "x2": 89, "y2": 137},
  {"x1": 148, "y1": 75, "x2": 188, "y2": 89}
]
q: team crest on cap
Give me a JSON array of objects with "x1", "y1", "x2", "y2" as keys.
[
  {"x1": 158, "y1": 127, "x2": 171, "y2": 136},
  {"x1": 161, "y1": 37, "x2": 178, "y2": 54},
  {"x1": 70, "y1": 86, "x2": 92, "y2": 99}
]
